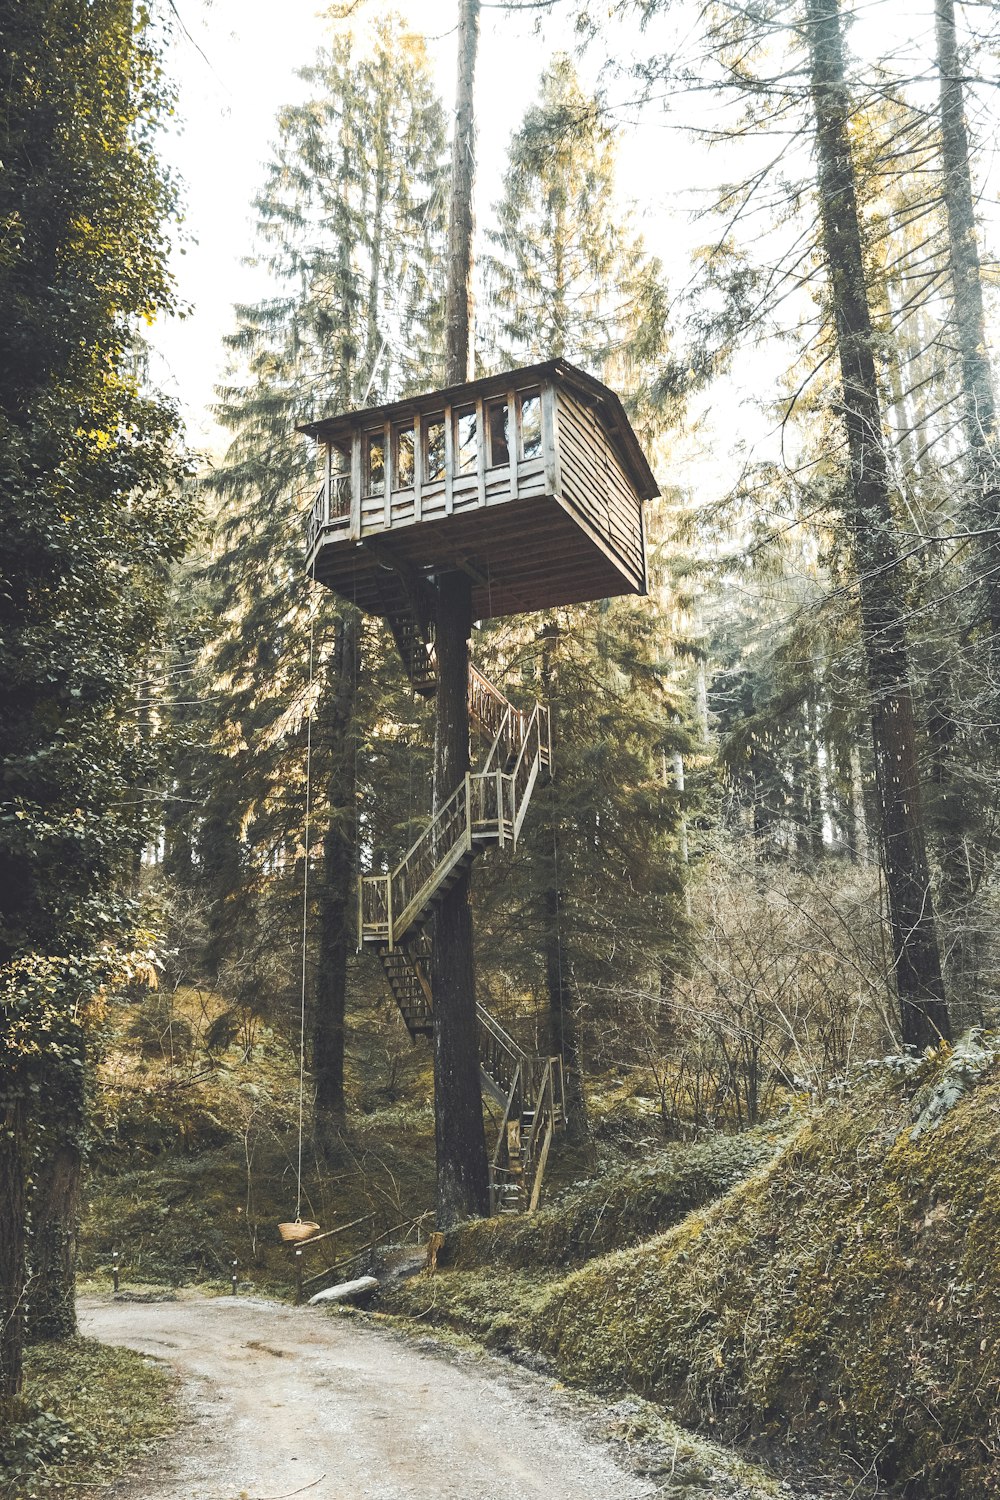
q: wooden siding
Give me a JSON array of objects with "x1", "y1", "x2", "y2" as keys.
[
  {"x1": 306, "y1": 373, "x2": 649, "y2": 622},
  {"x1": 554, "y1": 387, "x2": 645, "y2": 593}
]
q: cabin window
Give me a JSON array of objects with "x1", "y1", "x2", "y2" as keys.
[
  {"x1": 487, "y1": 400, "x2": 510, "y2": 468},
  {"x1": 519, "y1": 392, "x2": 542, "y2": 459},
  {"x1": 393, "y1": 424, "x2": 415, "y2": 490},
  {"x1": 366, "y1": 432, "x2": 385, "y2": 496},
  {"x1": 328, "y1": 443, "x2": 350, "y2": 517},
  {"x1": 455, "y1": 406, "x2": 478, "y2": 473},
  {"x1": 424, "y1": 418, "x2": 445, "y2": 483}
]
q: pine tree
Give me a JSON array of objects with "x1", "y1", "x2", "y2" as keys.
[
  {"x1": 172, "y1": 16, "x2": 447, "y2": 1143},
  {"x1": 479, "y1": 57, "x2": 686, "y2": 1138}
]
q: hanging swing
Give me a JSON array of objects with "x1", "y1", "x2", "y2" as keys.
[{"x1": 279, "y1": 603, "x2": 321, "y2": 1247}]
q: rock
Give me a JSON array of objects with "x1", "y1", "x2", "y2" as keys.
[
  {"x1": 370, "y1": 1245, "x2": 426, "y2": 1287},
  {"x1": 308, "y1": 1275, "x2": 379, "y2": 1307},
  {"x1": 909, "y1": 1029, "x2": 999, "y2": 1138}
]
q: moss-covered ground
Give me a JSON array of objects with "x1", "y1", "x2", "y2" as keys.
[
  {"x1": 0, "y1": 1337, "x2": 174, "y2": 1499},
  {"x1": 384, "y1": 1043, "x2": 1000, "y2": 1498}
]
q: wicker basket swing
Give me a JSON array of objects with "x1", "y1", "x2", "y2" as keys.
[{"x1": 278, "y1": 1219, "x2": 321, "y2": 1244}]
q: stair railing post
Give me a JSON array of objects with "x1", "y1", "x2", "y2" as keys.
[
  {"x1": 496, "y1": 767, "x2": 504, "y2": 847},
  {"x1": 357, "y1": 877, "x2": 363, "y2": 950},
  {"x1": 465, "y1": 774, "x2": 473, "y2": 852},
  {"x1": 387, "y1": 873, "x2": 394, "y2": 952}
]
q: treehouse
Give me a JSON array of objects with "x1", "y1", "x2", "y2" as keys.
[
  {"x1": 300, "y1": 361, "x2": 657, "y2": 1211},
  {"x1": 300, "y1": 358, "x2": 658, "y2": 650}
]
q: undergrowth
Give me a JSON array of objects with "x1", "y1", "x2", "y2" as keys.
[
  {"x1": 444, "y1": 1124, "x2": 786, "y2": 1271},
  {"x1": 0, "y1": 1338, "x2": 174, "y2": 1499},
  {"x1": 81, "y1": 983, "x2": 437, "y2": 1292}
]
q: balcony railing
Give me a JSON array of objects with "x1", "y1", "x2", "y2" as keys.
[{"x1": 306, "y1": 473, "x2": 351, "y2": 555}]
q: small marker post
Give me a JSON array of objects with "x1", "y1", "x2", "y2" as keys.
[
  {"x1": 112, "y1": 1248, "x2": 120, "y2": 1294},
  {"x1": 231, "y1": 1258, "x2": 238, "y2": 1296},
  {"x1": 295, "y1": 1247, "x2": 303, "y2": 1305}
]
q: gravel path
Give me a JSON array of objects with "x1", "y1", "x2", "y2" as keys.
[
  {"x1": 81, "y1": 1294, "x2": 850, "y2": 1500},
  {"x1": 81, "y1": 1294, "x2": 659, "y2": 1500}
]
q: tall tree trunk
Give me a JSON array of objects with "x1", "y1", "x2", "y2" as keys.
[
  {"x1": 0, "y1": 1098, "x2": 27, "y2": 1396},
  {"x1": 429, "y1": 0, "x2": 489, "y2": 1229},
  {"x1": 25, "y1": 1128, "x2": 81, "y2": 1343},
  {"x1": 931, "y1": 0, "x2": 999, "y2": 1007},
  {"x1": 540, "y1": 624, "x2": 588, "y2": 1142},
  {"x1": 805, "y1": 0, "x2": 951, "y2": 1050},
  {"x1": 935, "y1": 0, "x2": 1000, "y2": 637},
  {"x1": 443, "y1": 0, "x2": 479, "y2": 384},
  {"x1": 313, "y1": 612, "x2": 359, "y2": 1143},
  {"x1": 431, "y1": 573, "x2": 489, "y2": 1226}
]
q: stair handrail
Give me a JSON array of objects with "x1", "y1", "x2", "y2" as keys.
[
  {"x1": 476, "y1": 1002, "x2": 528, "y2": 1108},
  {"x1": 361, "y1": 681, "x2": 550, "y2": 948},
  {"x1": 487, "y1": 1061, "x2": 522, "y2": 1214},
  {"x1": 469, "y1": 663, "x2": 513, "y2": 738},
  {"x1": 388, "y1": 775, "x2": 471, "y2": 945},
  {"x1": 526, "y1": 1061, "x2": 557, "y2": 1213},
  {"x1": 503, "y1": 701, "x2": 545, "y2": 843}
]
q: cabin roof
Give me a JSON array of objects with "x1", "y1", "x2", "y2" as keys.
[{"x1": 297, "y1": 358, "x2": 660, "y2": 502}]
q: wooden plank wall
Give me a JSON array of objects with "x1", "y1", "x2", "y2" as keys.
[
  {"x1": 554, "y1": 388, "x2": 645, "y2": 591},
  {"x1": 310, "y1": 381, "x2": 646, "y2": 607}
]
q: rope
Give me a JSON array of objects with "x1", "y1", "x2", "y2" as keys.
[{"x1": 296, "y1": 605, "x2": 317, "y2": 1223}]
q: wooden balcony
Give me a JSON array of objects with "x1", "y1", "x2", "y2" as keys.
[{"x1": 300, "y1": 358, "x2": 658, "y2": 621}]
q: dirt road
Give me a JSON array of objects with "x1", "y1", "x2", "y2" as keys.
[
  {"x1": 82, "y1": 1295, "x2": 664, "y2": 1500},
  {"x1": 82, "y1": 1294, "x2": 834, "y2": 1500}
]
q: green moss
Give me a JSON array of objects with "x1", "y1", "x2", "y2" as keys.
[
  {"x1": 443, "y1": 1125, "x2": 784, "y2": 1272},
  {"x1": 385, "y1": 1050, "x2": 1000, "y2": 1497},
  {"x1": 1, "y1": 1337, "x2": 174, "y2": 1498}
]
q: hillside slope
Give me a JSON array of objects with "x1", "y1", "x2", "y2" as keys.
[{"x1": 386, "y1": 1039, "x2": 1000, "y2": 1497}]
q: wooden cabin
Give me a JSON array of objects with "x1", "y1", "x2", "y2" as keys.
[{"x1": 300, "y1": 358, "x2": 658, "y2": 623}]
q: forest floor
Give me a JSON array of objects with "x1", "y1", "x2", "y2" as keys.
[{"x1": 80, "y1": 1292, "x2": 843, "y2": 1500}]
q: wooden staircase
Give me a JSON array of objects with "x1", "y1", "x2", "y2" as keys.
[
  {"x1": 478, "y1": 1004, "x2": 565, "y2": 1214},
  {"x1": 359, "y1": 663, "x2": 563, "y2": 1213}
]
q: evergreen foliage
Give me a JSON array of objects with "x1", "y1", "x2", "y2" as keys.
[{"x1": 158, "y1": 16, "x2": 448, "y2": 1135}]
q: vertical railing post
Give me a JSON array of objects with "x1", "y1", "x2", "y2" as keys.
[
  {"x1": 386, "y1": 873, "x2": 394, "y2": 951},
  {"x1": 465, "y1": 774, "x2": 473, "y2": 852},
  {"x1": 324, "y1": 443, "x2": 332, "y2": 526}
]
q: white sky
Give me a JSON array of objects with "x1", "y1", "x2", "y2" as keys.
[
  {"x1": 150, "y1": 0, "x2": 997, "y2": 480},
  {"x1": 151, "y1": 0, "x2": 655, "y2": 452}
]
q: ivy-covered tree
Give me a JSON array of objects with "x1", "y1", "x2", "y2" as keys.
[{"x1": 0, "y1": 0, "x2": 193, "y2": 1392}]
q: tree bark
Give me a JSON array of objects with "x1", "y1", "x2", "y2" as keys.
[
  {"x1": 25, "y1": 1130, "x2": 81, "y2": 1343},
  {"x1": 935, "y1": 0, "x2": 1000, "y2": 634},
  {"x1": 805, "y1": 0, "x2": 951, "y2": 1050},
  {"x1": 431, "y1": 571, "x2": 489, "y2": 1227},
  {"x1": 0, "y1": 1098, "x2": 27, "y2": 1396},
  {"x1": 313, "y1": 612, "x2": 359, "y2": 1142},
  {"x1": 428, "y1": 0, "x2": 489, "y2": 1229},
  {"x1": 539, "y1": 623, "x2": 588, "y2": 1142},
  {"x1": 443, "y1": 0, "x2": 480, "y2": 385}
]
